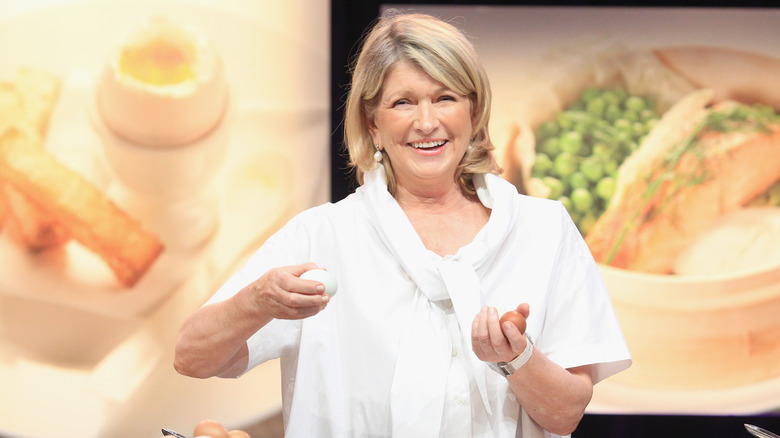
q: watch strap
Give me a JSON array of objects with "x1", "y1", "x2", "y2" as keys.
[{"x1": 488, "y1": 335, "x2": 534, "y2": 377}]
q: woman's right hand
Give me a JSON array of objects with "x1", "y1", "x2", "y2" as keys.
[
  {"x1": 248, "y1": 262, "x2": 330, "y2": 321},
  {"x1": 174, "y1": 262, "x2": 330, "y2": 378}
]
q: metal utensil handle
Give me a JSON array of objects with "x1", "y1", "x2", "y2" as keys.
[
  {"x1": 162, "y1": 428, "x2": 189, "y2": 438},
  {"x1": 746, "y1": 424, "x2": 780, "y2": 438}
]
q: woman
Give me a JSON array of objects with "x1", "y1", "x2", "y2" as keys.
[{"x1": 174, "y1": 11, "x2": 631, "y2": 437}]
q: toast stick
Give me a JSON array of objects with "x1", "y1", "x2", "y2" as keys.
[
  {"x1": 0, "y1": 127, "x2": 163, "y2": 287},
  {"x1": 0, "y1": 69, "x2": 70, "y2": 247},
  {"x1": 2, "y1": 184, "x2": 70, "y2": 249}
]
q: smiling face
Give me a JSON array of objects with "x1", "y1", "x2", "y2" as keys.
[{"x1": 369, "y1": 61, "x2": 474, "y2": 195}]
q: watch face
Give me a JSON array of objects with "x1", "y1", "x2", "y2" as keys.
[{"x1": 489, "y1": 362, "x2": 511, "y2": 376}]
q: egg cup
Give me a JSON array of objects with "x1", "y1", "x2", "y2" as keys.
[{"x1": 90, "y1": 91, "x2": 234, "y2": 251}]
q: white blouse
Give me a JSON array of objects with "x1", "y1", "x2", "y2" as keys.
[{"x1": 207, "y1": 168, "x2": 631, "y2": 437}]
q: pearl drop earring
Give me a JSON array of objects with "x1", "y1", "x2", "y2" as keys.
[{"x1": 374, "y1": 144, "x2": 383, "y2": 163}]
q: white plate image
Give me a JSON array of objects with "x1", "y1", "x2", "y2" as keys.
[
  {"x1": 590, "y1": 374, "x2": 780, "y2": 416},
  {"x1": 0, "y1": 0, "x2": 329, "y2": 437}
]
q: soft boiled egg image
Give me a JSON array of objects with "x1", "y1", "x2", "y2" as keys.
[{"x1": 96, "y1": 15, "x2": 228, "y2": 147}]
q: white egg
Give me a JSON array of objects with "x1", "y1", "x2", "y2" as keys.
[
  {"x1": 300, "y1": 268, "x2": 338, "y2": 297},
  {"x1": 96, "y1": 15, "x2": 228, "y2": 147}
]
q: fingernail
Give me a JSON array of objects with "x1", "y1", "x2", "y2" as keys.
[{"x1": 321, "y1": 295, "x2": 329, "y2": 303}]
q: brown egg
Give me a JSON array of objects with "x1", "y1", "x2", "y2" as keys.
[
  {"x1": 193, "y1": 419, "x2": 229, "y2": 438},
  {"x1": 499, "y1": 310, "x2": 526, "y2": 334},
  {"x1": 227, "y1": 430, "x2": 251, "y2": 438}
]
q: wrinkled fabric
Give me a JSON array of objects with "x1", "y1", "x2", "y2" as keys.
[
  {"x1": 207, "y1": 167, "x2": 631, "y2": 437},
  {"x1": 362, "y1": 168, "x2": 503, "y2": 436}
]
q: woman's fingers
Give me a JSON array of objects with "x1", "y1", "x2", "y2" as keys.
[
  {"x1": 472, "y1": 307, "x2": 490, "y2": 357},
  {"x1": 257, "y1": 264, "x2": 329, "y2": 320},
  {"x1": 515, "y1": 303, "x2": 530, "y2": 319},
  {"x1": 472, "y1": 306, "x2": 517, "y2": 362},
  {"x1": 276, "y1": 263, "x2": 322, "y2": 296},
  {"x1": 487, "y1": 307, "x2": 511, "y2": 355},
  {"x1": 502, "y1": 319, "x2": 529, "y2": 353}
]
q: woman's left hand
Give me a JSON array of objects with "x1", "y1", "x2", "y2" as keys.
[
  {"x1": 473, "y1": 304, "x2": 594, "y2": 436},
  {"x1": 471, "y1": 304, "x2": 530, "y2": 363}
]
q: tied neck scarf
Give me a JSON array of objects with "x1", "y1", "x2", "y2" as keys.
[{"x1": 360, "y1": 166, "x2": 521, "y2": 437}]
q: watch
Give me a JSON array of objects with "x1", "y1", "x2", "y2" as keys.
[{"x1": 488, "y1": 335, "x2": 534, "y2": 377}]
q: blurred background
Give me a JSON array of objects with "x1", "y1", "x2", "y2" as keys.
[
  {"x1": 0, "y1": 1, "x2": 327, "y2": 437},
  {"x1": 1, "y1": 0, "x2": 780, "y2": 437}
]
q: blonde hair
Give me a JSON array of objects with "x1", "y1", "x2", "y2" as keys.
[{"x1": 344, "y1": 11, "x2": 500, "y2": 196}]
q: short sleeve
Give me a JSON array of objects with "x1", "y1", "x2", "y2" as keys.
[
  {"x1": 540, "y1": 203, "x2": 632, "y2": 384},
  {"x1": 203, "y1": 208, "x2": 324, "y2": 373}
]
